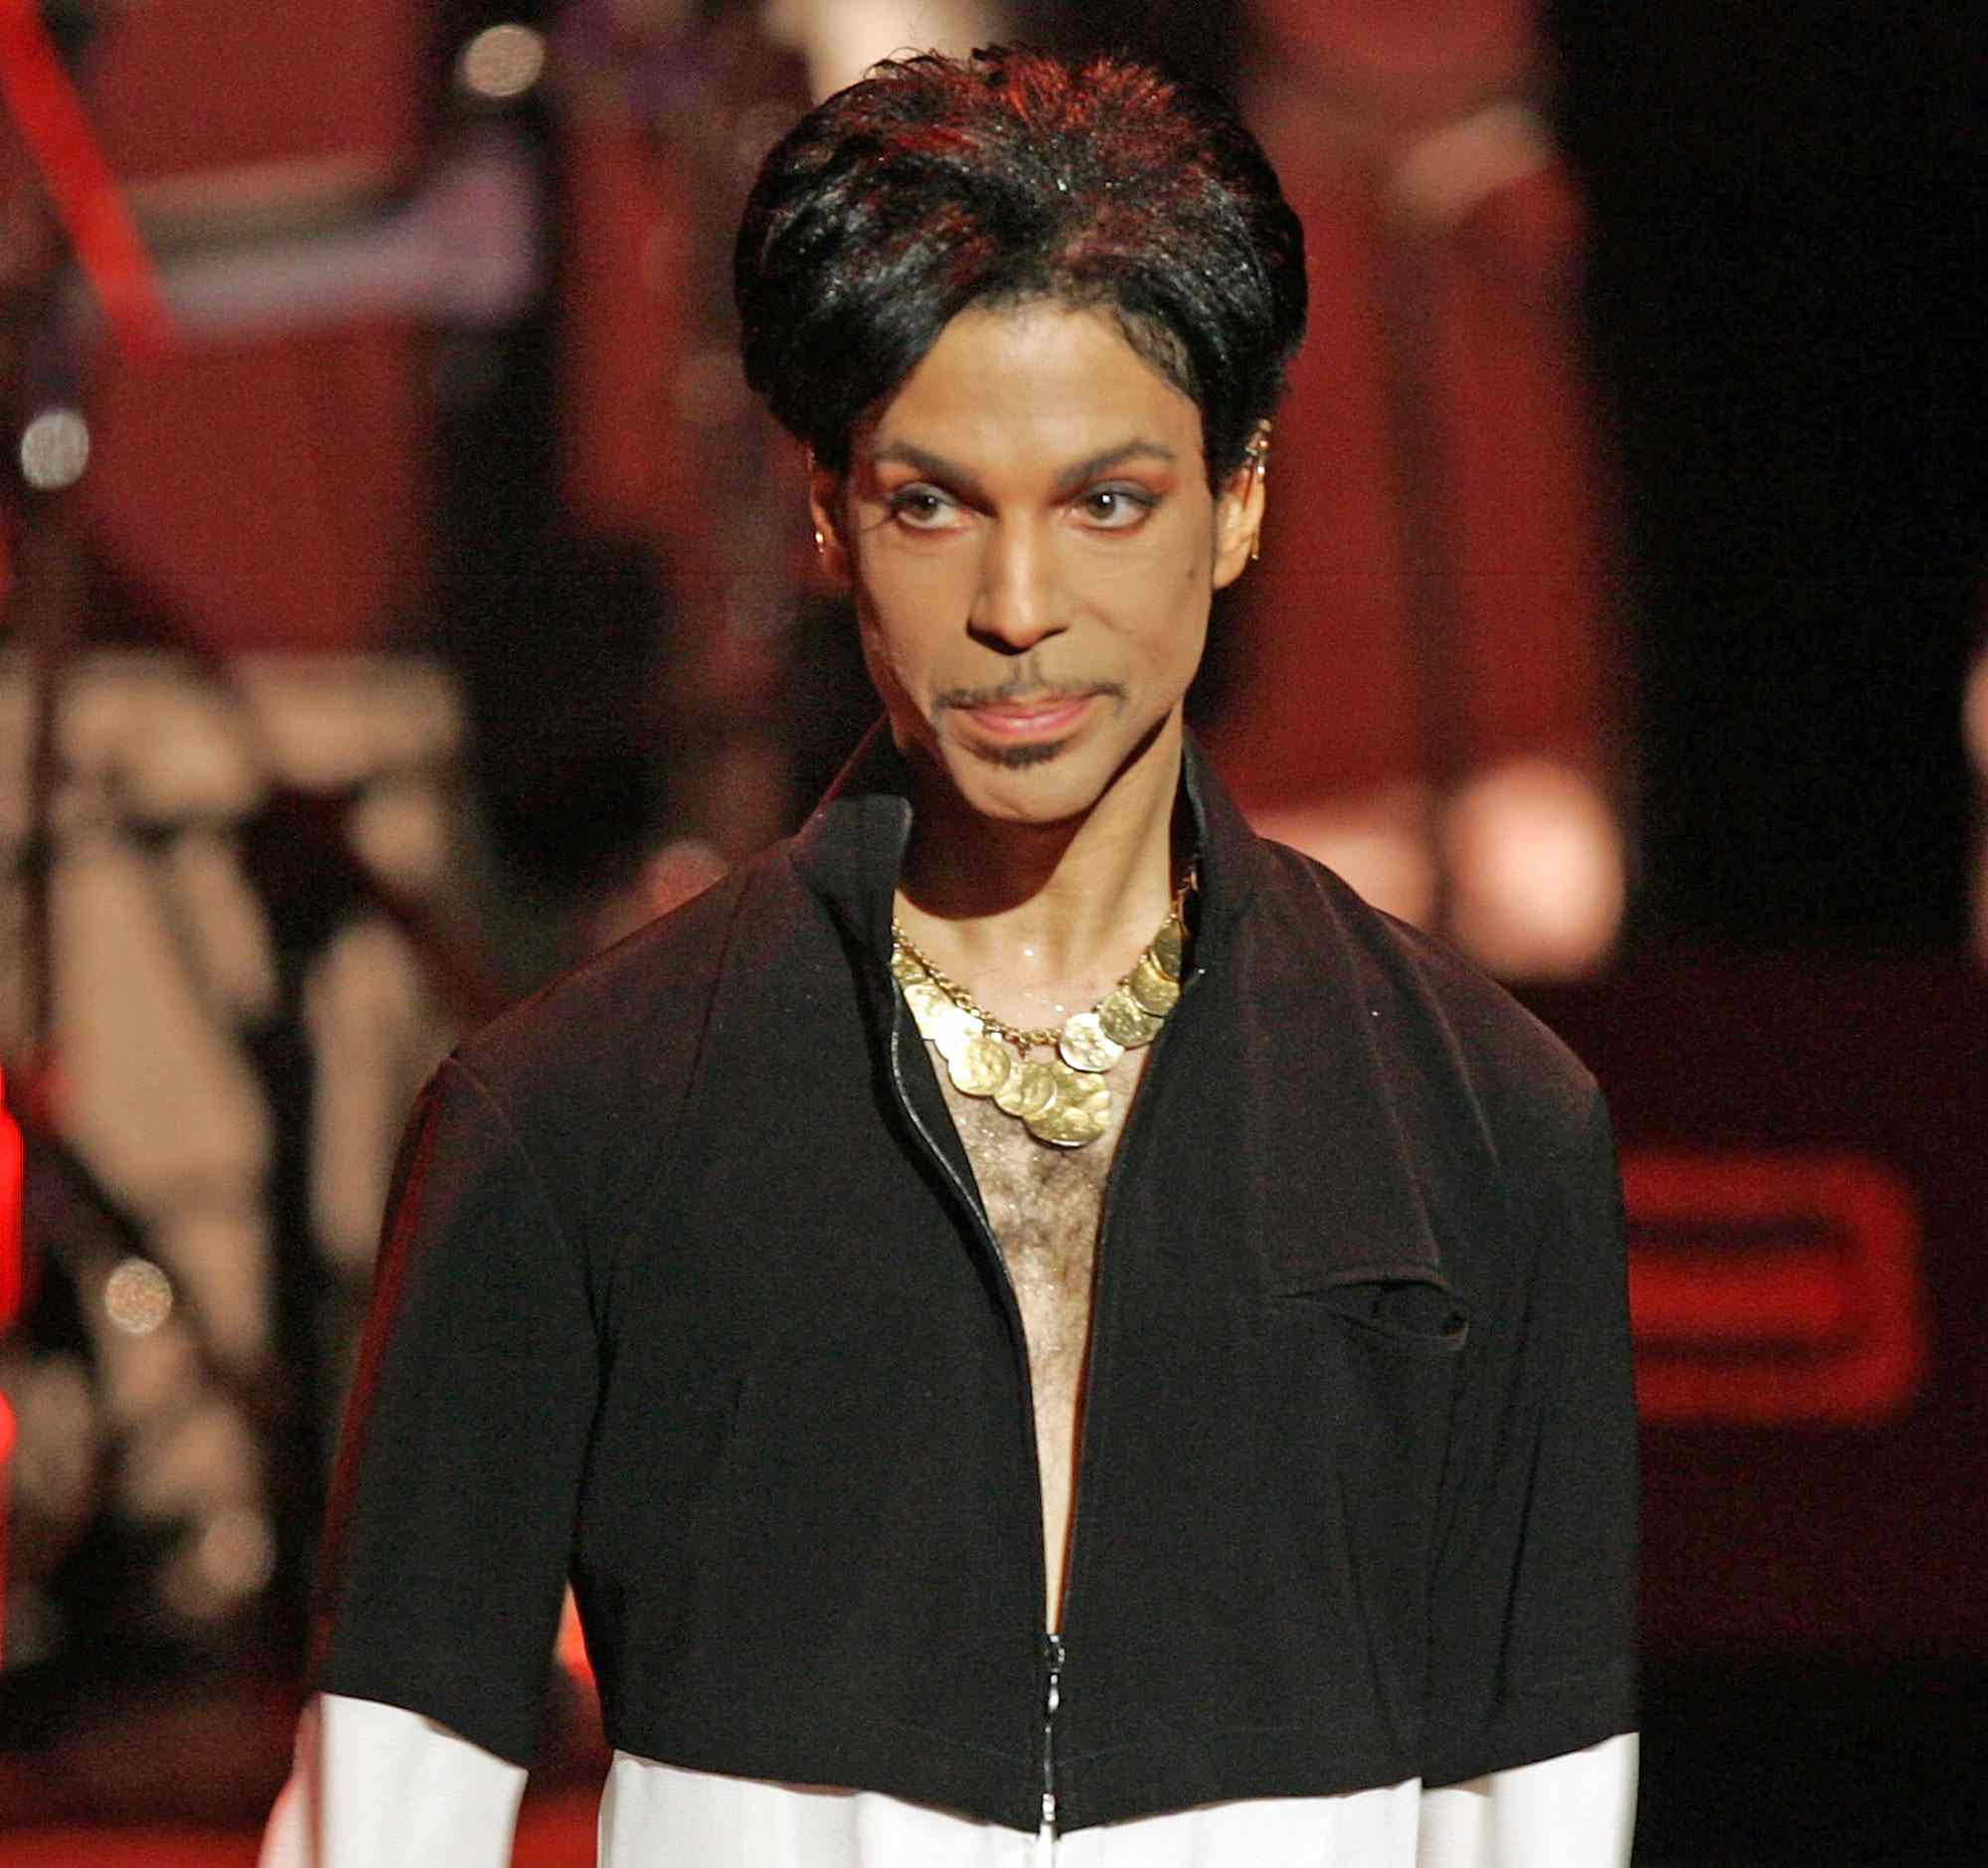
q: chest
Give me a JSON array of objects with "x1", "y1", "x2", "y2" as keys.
[
  {"x1": 934, "y1": 1074, "x2": 1109, "y2": 1387},
  {"x1": 926, "y1": 1044, "x2": 1152, "y2": 1396}
]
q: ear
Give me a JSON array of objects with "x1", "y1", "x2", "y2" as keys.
[
  {"x1": 807, "y1": 456, "x2": 852, "y2": 588},
  {"x1": 1211, "y1": 428, "x2": 1269, "y2": 591}
]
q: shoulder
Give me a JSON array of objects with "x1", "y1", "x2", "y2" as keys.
[
  {"x1": 459, "y1": 845, "x2": 799, "y2": 1093},
  {"x1": 419, "y1": 841, "x2": 831, "y2": 1216},
  {"x1": 1246, "y1": 837, "x2": 1603, "y2": 1157},
  {"x1": 1235, "y1": 839, "x2": 1624, "y2": 1342}
]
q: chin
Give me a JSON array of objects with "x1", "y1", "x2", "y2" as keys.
[{"x1": 947, "y1": 725, "x2": 1171, "y2": 829}]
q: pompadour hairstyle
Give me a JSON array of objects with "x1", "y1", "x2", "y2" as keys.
[{"x1": 734, "y1": 46, "x2": 1307, "y2": 486}]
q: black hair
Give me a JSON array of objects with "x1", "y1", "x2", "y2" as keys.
[{"x1": 734, "y1": 46, "x2": 1307, "y2": 486}]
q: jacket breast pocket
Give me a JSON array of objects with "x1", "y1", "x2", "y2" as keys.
[
  {"x1": 1262, "y1": 1272, "x2": 1470, "y2": 1463},
  {"x1": 1250, "y1": 1268, "x2": 1471, "y2": 1668}
]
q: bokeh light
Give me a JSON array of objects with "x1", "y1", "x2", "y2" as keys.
[
  {"x1": 456, "y1": 23, "x2": 546, "y2": 102},
  {"x1": 103, "y1": 1257, "x2": 175, "y2": 1337},
  {"x1": 19, "y1": 408, "x2": 90, "y2": 490}
]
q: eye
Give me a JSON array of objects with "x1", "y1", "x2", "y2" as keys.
[
  {"x1": 1075, "y1": 486, "x2": 1155, "y2": 530},
  {"x1": 885, "y1": 485, "x2": 963, "y2": 531}
]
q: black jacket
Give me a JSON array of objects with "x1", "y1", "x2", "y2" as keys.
[{"x1": 317, "y1": 734, "x2": 1637, "y2": 1832}]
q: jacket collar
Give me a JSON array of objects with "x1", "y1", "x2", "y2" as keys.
[
  {"x1": 785, "y1": 719, "x2": 1267, "y2": 958},
  {"x1": 785, "y1": 721, "x2": 1455, "y2": 1294}
]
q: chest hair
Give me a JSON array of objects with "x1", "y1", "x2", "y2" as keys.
[
  {"x1": 928, "y1": 1043, "x2": 1152, "y2": 1618},
  {"x1": 928, "y1": 1046, "x2": 1149, "y2": 1402}
]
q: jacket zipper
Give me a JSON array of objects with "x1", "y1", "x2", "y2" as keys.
[
  {"x1": 1045, "y1": 955, "x2": 1206, "y2": 1826},
  {"x1": 886, "y1": 991, "x2": 1058, "y2": 1816},
  {"x1": 888, "y1": 953, "x2": 1207, "y2": 1835},
  {"x1": 1041, "y1": 1629, "x2": 1066, "y2": 1828}
]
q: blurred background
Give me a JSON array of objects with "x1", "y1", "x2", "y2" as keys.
[{"x1": 0, "y1": 1, "x2": 1982, "y2": 1862}]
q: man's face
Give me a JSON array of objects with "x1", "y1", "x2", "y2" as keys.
[{"x1": 812, "y1": 302, "x2": 1263, "y2": 831}]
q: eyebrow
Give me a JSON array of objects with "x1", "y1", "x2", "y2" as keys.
[{"x1": 867, "y1": 437, "x2": 1179, "y2": 497}]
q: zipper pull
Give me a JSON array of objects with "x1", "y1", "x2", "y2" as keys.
[{"x1": 1041, "y1": 1631, "x2": 1067, "y2": 1830}]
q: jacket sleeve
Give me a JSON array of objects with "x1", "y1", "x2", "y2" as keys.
[
  {"x1": 258, "y1": 1692, "x2": 526, "y2": 1868},
  {"x1": 310, "y1": 1054, "x2": 602, "y2": 1768},
  {"x1": 1418, "y1": 1087, "x2": 1639, "y2": 1787}
]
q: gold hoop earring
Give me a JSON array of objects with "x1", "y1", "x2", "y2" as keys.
[{"x1": 1243, "y1": 421, "x2": 1271, "y2": 562}]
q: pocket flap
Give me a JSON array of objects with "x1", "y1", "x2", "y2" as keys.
[{"x1": 1277, "y1": 1274, "x2": 1469, "y2": 1348}]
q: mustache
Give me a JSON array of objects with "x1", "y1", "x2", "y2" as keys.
[{"x1": 934, "y1": 675, "x2": 1127, "y2": 712}]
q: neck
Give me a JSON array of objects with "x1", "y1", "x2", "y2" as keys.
[{"x1": 894, "y1": 721, "x2": 1185, "y2": 1013}]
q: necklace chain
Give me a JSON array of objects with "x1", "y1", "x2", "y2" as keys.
[
  {"x1": 892, "y1": 869, "x2": 1195, "y2": 1054},
  {"x1": 889, "y1": 870, "x2": 1197, "y2": 1149},
  {"x1": 886, "y1": 936, "x2": 1066, "y2": 1052}
]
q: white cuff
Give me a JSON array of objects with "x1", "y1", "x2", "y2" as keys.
[
  {"x1": 257, "y1": 1691, "x2": 527, "y2": 1868},
  {"x1": 1417, "y1": 1732, "x2": 1638, "y2": 1868}
]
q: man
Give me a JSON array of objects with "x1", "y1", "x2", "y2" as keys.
[{"x1": 262, "y1": 47, "x2": 1637, "y2": 1865}]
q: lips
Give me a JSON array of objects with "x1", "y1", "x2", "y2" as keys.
[{"x1": 955, "y1": 693, "x2": 1098, "y2": 742}]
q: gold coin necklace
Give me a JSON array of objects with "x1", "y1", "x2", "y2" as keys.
[{"x1": 891, "y1": 873, "x2": 1193, "y2": 1149}]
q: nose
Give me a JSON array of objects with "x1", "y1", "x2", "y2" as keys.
[{"x1": 967, "y1": 522, "x2": 1065, "y2": 654}]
